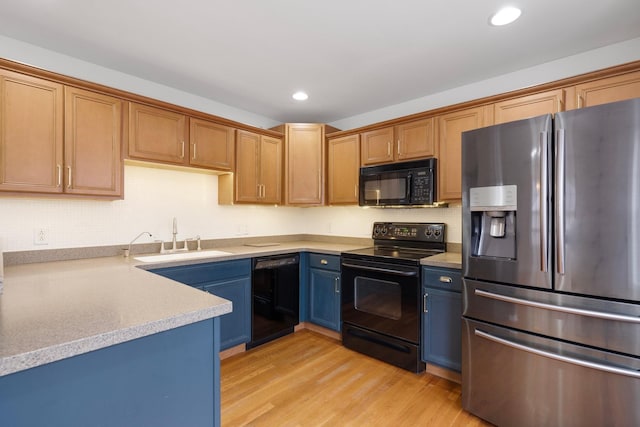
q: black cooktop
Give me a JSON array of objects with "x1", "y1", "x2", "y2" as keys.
[{"x1": 342, "y1": 222, "x2": 446, "y2": 263}]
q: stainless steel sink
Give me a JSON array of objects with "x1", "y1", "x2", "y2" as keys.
[{"x1": 134, "y1": 250, "x2": 232, "y2": 263}]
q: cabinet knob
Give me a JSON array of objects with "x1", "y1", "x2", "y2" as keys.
[
  {"x1": 321, "y1": 259, "x2": 328, "y2": 265},
  {"x1": 439, "y1": 276, "x2": 453, "y2": 283}
]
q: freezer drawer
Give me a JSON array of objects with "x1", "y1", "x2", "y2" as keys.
[
  {"x1": 463, "y1": 279, "x2": 640, "y2": 357},
  {"x1": 462, "y1": 318, "x2": 640, "y2": 427}
]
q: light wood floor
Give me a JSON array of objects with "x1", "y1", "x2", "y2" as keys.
[{"x1": 221, "y1": 330, "x2": 491, "y2": 426}]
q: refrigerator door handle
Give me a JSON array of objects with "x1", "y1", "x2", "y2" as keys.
[
  {"x1": 475, "y1": 328, "x2": 640, "y2": 379},
  {"x1": 475, "y1": 288, "x2": 640, "y2": 323},
  {"x1": 539, "y1": 131, "x2": 549, "y2": 272},
  {"x1": 555, "y1": 128, "x2": 566, "y2": 275}
]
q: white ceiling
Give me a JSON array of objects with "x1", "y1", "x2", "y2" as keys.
[{"x1": 1, "y1": 1, "x2": 640, "y2": 124}]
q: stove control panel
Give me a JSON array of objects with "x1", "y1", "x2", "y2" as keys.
[{"x1": 372, "y1": 222, "x2": 445, "y2": 243}]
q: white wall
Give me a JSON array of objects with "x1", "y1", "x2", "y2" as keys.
[
  {"x1": 0, "y1": 35, "x2": 281, "y2": 130},
  {"x1": 330, "y1": 37, "x2": 640, "y2": 129},
  {"x1": 1, "y1": 36, "x2": 639, "y2": 252}
]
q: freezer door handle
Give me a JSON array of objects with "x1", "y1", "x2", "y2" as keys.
[
  {"x1": 475, "y1": 288, "x2": 640, "y2": 323},
  {"x1": 539, "y1": 131, "x2": 549, "y2": 272},
  {"x1": 555, "y1": 128, "x2": 566, "y2": 275},
  {"x1": 475, "y1": 328, "x2": 640, "y2": 379}
]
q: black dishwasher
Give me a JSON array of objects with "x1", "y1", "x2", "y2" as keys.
[{"x1": 248, "y1": 253, "x2": 299, "y2": 349}]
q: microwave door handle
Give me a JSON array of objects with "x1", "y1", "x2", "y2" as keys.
[{"x1": 406, "y1": 174, "x2": 412, "y2": 202}]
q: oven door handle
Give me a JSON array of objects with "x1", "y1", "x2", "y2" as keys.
[{"x1": 341, "y1": 263, "x2": 418, "y2": 277}]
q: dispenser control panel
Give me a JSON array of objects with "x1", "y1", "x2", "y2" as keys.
[{"x1": 470, "y1": 185, "x2": 517, "y2": 211}]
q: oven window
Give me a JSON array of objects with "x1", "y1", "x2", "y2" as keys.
[
  {"x1": 364, "y1": 177, "x2": 407, "y2": 201},
  {"x1": 354, "y1": 276, "x2": 401, "y2": 320}
]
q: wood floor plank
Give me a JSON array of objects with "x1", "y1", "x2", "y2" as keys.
[{"x1": 221, "y1": 330, "x2": 491, "y2": 426}]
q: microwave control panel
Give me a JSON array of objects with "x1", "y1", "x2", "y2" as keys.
[{"x1": 411, "y1": 173, "x2": 433, "y2": 203}]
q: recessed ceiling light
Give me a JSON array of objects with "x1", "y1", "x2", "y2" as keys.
[
  {"x1": 292, "y1": 91, "x2": 309, "y2": 101},
  {"x1": 490, "y1": 6, "x2": 522, "y2": 26}
]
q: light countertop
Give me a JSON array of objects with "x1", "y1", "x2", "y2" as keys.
[{"x1": 0, "y1": 239, "x2": 460, "y2": 377}]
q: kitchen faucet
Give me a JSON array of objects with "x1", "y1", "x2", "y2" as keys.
[{"x1": 125, "y1": 231, "x2": 153, "y2": 257}]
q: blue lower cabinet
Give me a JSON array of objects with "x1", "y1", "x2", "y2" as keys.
[
  {"x1": 0, "y1": 319, "x2": 221, "y2": 427},
  {"x1": 421, "y1": 267, "x2": 462, "y2": 372},
  {"x1": 203, "y1": 277, "x2": 251, "y2": 349},
  {"x1": 308, "y1": 253, "x2": 341, "y2": 332},
  {"x1": 150, "y1": 259, "x2": 251, "y2": 350}
]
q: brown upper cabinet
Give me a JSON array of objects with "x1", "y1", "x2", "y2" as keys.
[
  {"x1": 276, "y1": 123, "x2": 338, "y2": 206},
  {"x1": 436, "y1": 106, "x2": 493, "y2": 201},
  {"x1": 361, "y1": 118, "x2": 435, "y2": 166},
  {"x1": 128, "y1": 102, "x2": 188, "y2": 165},
  {"x1": 327, "y1": 134, "x2": 360, "y2": 205},
  {"x1": 0, "y1": 69, "x2": 123, "y2": 197},
  {"x1": 189, "y1": 118, "x2": 234, "y2": 171},
  {"x1": 1, "y1": 69, "x2": 64, "y2": 194},
  {"x1": 494, "y1": 89, "x2": 566, "y2": 124},
  {"x1": 219, "y1": 129, "x2": 282, "y2": 205},
  {"x1": 574, "y1": 70, "x2": 640, "y2": 108},
  {"x1": 64, "y1": 86, "x2": 123, "y2": 197}
]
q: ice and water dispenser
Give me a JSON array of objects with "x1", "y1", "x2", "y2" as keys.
[{"x1": 469, "y1": 185, "x2": 517, "y2": 260}]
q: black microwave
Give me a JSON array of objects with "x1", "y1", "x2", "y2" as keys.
[{"x1": 359, "y1": 158, "x2": 436, "y2": 207}]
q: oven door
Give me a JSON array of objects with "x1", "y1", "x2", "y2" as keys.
[{"x1": 341, "y1": 256, "x2": 421, "y2": 343}]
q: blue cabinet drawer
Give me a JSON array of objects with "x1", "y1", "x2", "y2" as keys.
[
  {"x1": 422, "y1": 267, "x2": 462, "y2": 292},
  {"x1": 151, "y1": 259, "x2": 251, "y2": 286},
  {"x1": 309, "y1": 253, "x2": 340, "y2": 271}
]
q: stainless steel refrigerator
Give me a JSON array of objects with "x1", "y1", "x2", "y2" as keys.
[{"x1": 461, "y1": 98, "x2": 640, "y2": 427}]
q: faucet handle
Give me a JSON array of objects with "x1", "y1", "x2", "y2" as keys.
[
  {"x1": 155, "y1": 240, "x2": 165, "y2": 254},
  {"x1": 196, "y1": 235, "x2": 201, "y2": 251}
]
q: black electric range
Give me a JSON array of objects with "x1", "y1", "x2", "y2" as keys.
[{"x1": 340, "y1": 222, "x2": 446, "y2": 373}]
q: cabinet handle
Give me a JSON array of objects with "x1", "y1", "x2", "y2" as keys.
[
  {"x1": 354, "y1": 184, "x2": 358, "y2": 198},
  {"x1": 57, "y1": 164, "x2": 62, "y2": 187},
  {"x1": 334, "y1": 277, "x2": 340, "y2": 294},
  {"x1": 423, "y1": 292, "x2": 428, "y2": 313},
  {"x1": 577, "y1": 94, "x2": 583, "y2": 108},
  {"x1": 387, "y1": 142, "x2": 391, "y2": 156},
  {"x1": 557, "y1": 98, "x2": 562, "y2": 112},
  {"x1": 192, "y1": 143, "x2": 197, "y2": 160},
  {"x1": 261, "y1": 184, "x2": 265, "y2": 198},
  {"x1": 397, "y1": 139, "x2": 401, "y2": 155},
  {"x1": 180, "y1": 141, "x2": 185, "y2": 159},
  {"x1": 321, "y1": 259, "x2": 328, "y2": 265},
  {"x1": 439, "y1": 276, "x2": 452, "y2": 283},
  {"x1": 257, "y1": 184, "x2": 261, "y2": 198},
  {"x1": 67, "y1": 166, "x2": 72, "y2": 189}
]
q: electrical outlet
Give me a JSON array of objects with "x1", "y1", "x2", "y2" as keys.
[{"x1": 34, "y1": 228, "x2": 49, "y2": 245}]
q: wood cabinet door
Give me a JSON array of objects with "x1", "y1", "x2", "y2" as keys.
[
  {"x1": 395, "y1": 118, "x2": 435, "y2": 161},
  {"x1": 327, "y1": 134, "x2": 360, "y2": 205},
  {"x1": 437, "y1": 106, "x2": 492, "y2": 200},
  {"x1": 574, "y1": 70, "x2": 640, "y2": 108},
  {"x1": 494, "y1": 89, "x2": 565, "y2": 124},
  {"x1": 128, "y1": 102, "x2": 187, "y2": 165},
  {"x1": 360, "y1": 126, "x2": 394, "y2": 165},
  {"x1": 0, "y1": 70, "x2": 64, "y2": 193},
  {"x1": 285, "y1": 124, "x2": 324, "y2": 205},
  {"x1": 259, "y1": 135, "x2": 283, "y2": 204},
  {"x1": 64, "y1": 87, "x2": 123, "y2": 197},
  {"x1": 189, "y1": 118, "x2": 234, "y2": 171},
  {"x1": 234, "y1": 130, "x2": 260, "y2": 203}
]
